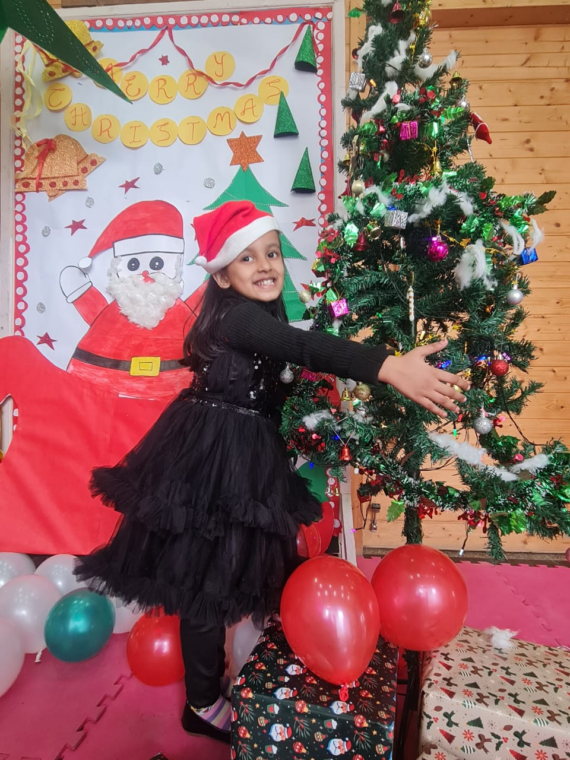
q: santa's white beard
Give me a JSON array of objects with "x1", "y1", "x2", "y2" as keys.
[{"x1": 107, "y1": 260, "x2": 184, "y2": 329}]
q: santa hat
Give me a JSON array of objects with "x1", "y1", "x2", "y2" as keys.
[
  {"x1": 78, "y1": 200, "x2": 184, "y2": 270},
  {"x1": 194, "y1": 201, "x2": 281, "y2": 274}
]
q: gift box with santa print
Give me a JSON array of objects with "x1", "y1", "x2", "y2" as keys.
[
  {"x1": 231, "y1": 621, "x2": 398, "y2": 759},
  {"x1": 418, "y1": 627, "x2": 570, "y2": 760}
]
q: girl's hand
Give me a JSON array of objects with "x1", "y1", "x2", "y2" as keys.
[{"x1": 377, "y1": 339, "x2": 470, "y2": 419}]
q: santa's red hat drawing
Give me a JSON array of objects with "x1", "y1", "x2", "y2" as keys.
[{"x1": 59, "y1": 200, "x2": 206, "y2": 400}]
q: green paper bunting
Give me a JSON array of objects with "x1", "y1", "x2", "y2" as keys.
[
  {"x1": 0, "y1": 0, "x2": 129, "y2": 101},
  {"x1": 291, "y1": 148, "x2": 316, "y2": 193},
  {"x1": 294, "y1": 26, "x2": 317, "y2": 73},
  {"x1": 274, "y1": 92, "x2": 299, "y2": 137}
]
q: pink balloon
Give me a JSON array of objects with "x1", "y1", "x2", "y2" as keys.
[
  {"x1": 371, "y1": 545, "x2": 468, "y2": 651},
  {"x1": 281, "y1": 556, "x2": 379, "y2": 685}
]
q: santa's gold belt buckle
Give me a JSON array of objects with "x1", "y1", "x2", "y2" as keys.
[{"x1": 130, "y1": 356, "x2": 161, "y2": 377}]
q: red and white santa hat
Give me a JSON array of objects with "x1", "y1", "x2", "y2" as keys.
[
  {"x1": 193, "y1": 201, "x2": 281, "y2": 274},
  {"x1": 78, "y1": 200, "x2": 184, "y2": 269}
]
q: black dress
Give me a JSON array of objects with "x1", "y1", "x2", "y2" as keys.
[{"x1": 76, "y1": 297, "x2": 388, "y2": 628}]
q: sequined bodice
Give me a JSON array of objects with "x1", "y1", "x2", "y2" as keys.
[{"x1": 188, "y1": 346, "x2": 288, "y2": 416}]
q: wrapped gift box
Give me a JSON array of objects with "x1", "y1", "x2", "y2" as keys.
[
  {"x1": 231, "y1": 621, "x2": 398, "y2": 759},
  {"x1": 419, "y1": 627, "x2": 570, "y2": 760}
]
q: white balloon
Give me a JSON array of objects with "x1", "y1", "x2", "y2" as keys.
[
  {"x1": 0, "y1": 618, "x2": 25, "y2": 697},
  {"x1": 35, "y1": 554, "x2": 86, "y2": 596},
  {"x1": 0, "y1": 553, "x2": 35, "y2": 589},
  {"x1": 110, "y1": 596, "x2": 143, "y2": 634},
  {"x1": 0, "y1": 575, "x2": 61, "y2": 653},
  {"x1": 232, "y1": 617, "x2": 262, "y2": 674}
]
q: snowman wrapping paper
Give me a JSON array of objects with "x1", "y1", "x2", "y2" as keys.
[{"x1": 231, "y1": 621, "x2": 398, "y2": 759}]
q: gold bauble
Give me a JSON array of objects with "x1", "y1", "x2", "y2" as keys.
[
  {"x1": 299, "y1": 289, "x2": 312, "y2": 304},
  {"x1": 351, "y1": 178, "x2": 365, "y2": 197},
  {"x1": 354, "y1": 383, "x2": 372, "y2": 401}
]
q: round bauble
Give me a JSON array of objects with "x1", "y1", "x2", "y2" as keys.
[
  {"x1": 299, "y1": 289, "x2": 312, "y2": 304},
  {"x1": 353, "y1": 383, "x2": 372, "y2": 401},
  {"x1": 351, "y1": 178, "x2": 365, "y2": 197},
  {"x1": 457, "y1": 97, "x2": 470, "y2": 110},
  {"x1": 489, "y1": 359, "x2": 509, "y2": 377},
  {"x1": 418, "y1": 50, "x2": 433, "y2": 68},
  {"x1": 426, "y1": 236, "x2": 449, "y2": 262},
  {"x1": 280, "y1": 365, "x2": 295, "y2": 384},
  {"x1": 506, "y1": 286, "x2": 524, "y2": 306},
  {"x1": 473, "y1": 414, "x2": 493, "y2": 435}
]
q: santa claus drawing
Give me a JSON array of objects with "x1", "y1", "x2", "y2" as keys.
[{"x1": 59, "y1": 200, "x2": 205, "y2": 400}]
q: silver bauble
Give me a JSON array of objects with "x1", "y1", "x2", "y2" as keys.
[
  {"x1": 351, "y1": 178, "x2": 365, "y2": 197},
  {"x1": 473, "y1": 414, "x2": 493, "y2": 435},
  {"x1": 457, "y1": 97, "x2": 470, "y2": 110},
  {"x1": 419, "y1": 50, "x2": 433, "y2": 68},
  {"x1": 280, "y1": 365, "x2": 295, "y2": 384},
  {"x1": 299, "y1": 289, "x2": 312, "y2": 304},
  {"x1": 506, "y1": 286, "x2": 524, "y2": 306}
]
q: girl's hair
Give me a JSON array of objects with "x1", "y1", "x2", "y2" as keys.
[{"x1": 183, "y1": 277, "x2": 288, "y2": 366}]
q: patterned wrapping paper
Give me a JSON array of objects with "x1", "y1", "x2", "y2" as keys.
[
  {"x1": 418, "y1": 627, "x2": 570, "y2": 760},
  {"x1": 231, "y1": 621, "x2": 398, "y2": 759}
]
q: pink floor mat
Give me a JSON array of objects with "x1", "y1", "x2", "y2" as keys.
[{"x1": 1, "y1": 561, "x2": 568, "y2": 760}]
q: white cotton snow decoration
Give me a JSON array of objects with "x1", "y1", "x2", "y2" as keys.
[
  {"x1": 361, "y1": 81, "x2": 399, "y2": 124},
  {"x1": 356, "y1": 24, "x2": 384, "y2": 70},
  {"x1": 363, "y1": 185, "x2": 393, "y2": 210},
  {"x1": 429, "y1": 433, "x2": 485, "y2": 466},
  {"x1": 407, "y1": 180, "x2": 475, "y2": 224},
  {"x1": 510, "y1": 453, "x2": 551, "y2": 474},
  {"x1": 454, "y1": 240, "x2": 496, "y2": 291},
  {"x1": 500, "y1": 220, "x2": 525, "y2": 260},
  {"x1": 386, "y1": 33, "x2": 416, "y2": 76},
  {"x1": 485, "y1": 627, "x2": 517, "y2": 650},
  {"x1": 530, "y1": 218, "x2": 545, "y2": 248},
  {"x1": 302, "y1": 411, "x2": 335, "y2": 431},
  {"x1": 414, "y1": 51, "x2": 458, "y2": 82}
]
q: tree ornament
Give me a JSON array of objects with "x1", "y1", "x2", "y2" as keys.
[
  {"x1": 418, "y1": 50, "x2": 433, "y2": 68},
  {"x1": 351, "y1": 47, "x2": 360, "y2": 61},
  {"x1": 384, "y1": 210, "x2": 409, "y2": 229},
  {"x1": 471, "y1": 112, "x2": 492, "y2": 144},
  {"x1": 450, "y1": 71, "x2": 463, "y2": 87},
  {"x1": 473, "y1": 411, "x2": 493, "y2": 435},
  {"x1": 295, "y1": 26, "x2": 317, "y2": 72},
  {"x1": 490, "y1": 357, "x2": 509, "y2": 377},
  {"x1": 339, "y1": 444, "x2": 352, "y2": 462},
  {"x1": 415, "y1": 7, "x2": 432, "y2": 26},
  {"x1": 427, "y1": 236, "x2": 449, "y2": 262},
  {"x1": 407, "y1": 283, "x2": 415, "y2": 323},
  {"x1": 348, "y1": 72, "x2": 367, "y2": 92},
  {"x1": 520, "y1": 247, "x2": 538, "y2": 265},
  {"x1": 354, "y1": 383, "x2": 372, "y2": 401},
  {"x1": 389, "y1": 1, "x2": 405, "y2": 23},
  {"x1": 432, "y1": 156, "x2": 443, "y2": 178},
  {"x1": 280, "y1": 364, "x2": 295, "y2": 384},
  {"x1": 274, "y1": 92, "x2": 299, "y2": 137},
  {"x1": 291, "y1": 148, "x2": 316, "y2": 193},
  {"x1": 299, "y1": 288, "x2": 312, "y2": 304},
  {"x1": 457, "y1": 97, "x2": 470, "y2": 110},
  {"x1": 328, "y1": 299, "x2": 350, "y2": 318},
  {"x1": 507, "y1": 284, "x2": 524, "y2": 306},
  {"x1": 400, "y1": 121, "x2": 419, "y2": 140},
  {"x1": 351, "y1": 177, "x2": 365, "y2": 196},
  {"x1": 354, "y1": 230, "x2": 370, "y2": 251}
]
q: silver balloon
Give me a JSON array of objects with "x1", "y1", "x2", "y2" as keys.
[
  {"x1": 110, "y1": 596, "x2": 143, "y2": 635},
  {"x1": 473, "y1": 414, "x2": 493, "y2": 435},
  {"x1": 507, "y1": 286, "x2": 524, "y2": 306},
  {"x1": 0, "y1": 553, "x2": 35, "y2": 589},
  {"x1": 0, "y1": 618, "x2": 25, "y2": 697},
  {"x1": 280, "y1": 365, "x2": 295, "y2": 384},
  {"x1": 0, "y1": 575, "x2": 61, "y2": 653},
  {"x1": 35, "y1": 554, "x2": 86, "y2": 596}
]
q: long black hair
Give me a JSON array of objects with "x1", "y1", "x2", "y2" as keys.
[{"x1": 183, "y1": 277, "x2": 288, "y2": 367}]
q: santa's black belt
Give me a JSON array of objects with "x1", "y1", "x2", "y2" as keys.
[{"x1": 72, "y1": 348, "x2": 184, "y2": 377}]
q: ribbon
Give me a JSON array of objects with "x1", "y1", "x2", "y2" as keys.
[
  {"x1": 34, "y1": 138, "x2": 56, "y2": 192},
  {"x1": 107, "y1": 22, "x2": 311, "y2": 89}
]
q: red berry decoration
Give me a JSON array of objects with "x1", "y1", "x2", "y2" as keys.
[
  {"x1": 427, "y1": 236, "x2": 449, "y2": 262},
  {"x1": 490, "y1": 359, "x2": 509, "y2": 377}
]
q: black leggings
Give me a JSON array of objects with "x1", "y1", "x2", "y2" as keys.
[{"x1": 180, "y1": 619, "x2": 226, "y2": 709}]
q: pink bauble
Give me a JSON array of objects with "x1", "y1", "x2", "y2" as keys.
[{"x1": 426, "y1": 237, "x2": 449, "y2": 262}]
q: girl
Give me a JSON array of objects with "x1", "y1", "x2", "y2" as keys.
[{"x1": 76, "y1": 201, "x2": 469, "y2": 744}]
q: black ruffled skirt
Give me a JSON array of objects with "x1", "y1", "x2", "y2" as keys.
[{"x1": 75, "y1": 393, "x2": 322, "y2": 628}]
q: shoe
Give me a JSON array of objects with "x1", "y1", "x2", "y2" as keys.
[{"x1": 181, "y1": 702, "x2": 231, "y2": 745}]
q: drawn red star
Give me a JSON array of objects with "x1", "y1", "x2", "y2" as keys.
[
  {"x1": 159, "y1": 55, "x2": 170, "y2": 66},
  {"x1": 119, "y1": 177, "x2": 140, "y2": 195},
  {"x1": 37, "y1": 332, "x2": 56, "y2": 350},
  {"x1": 293, "y1": 217, "x2": 316, "y2": 231},
  {"x1": 65, "y1": 219, "x2": 86, "y2": 236}
]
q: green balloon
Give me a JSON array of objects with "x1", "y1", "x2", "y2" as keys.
[{"x1": 45, "y1": 589, "x2": 115, "y2": 663}]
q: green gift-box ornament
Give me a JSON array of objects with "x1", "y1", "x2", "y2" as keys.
[{"x1": 0, "y1": 0, "x2": 129, "y2": 101}]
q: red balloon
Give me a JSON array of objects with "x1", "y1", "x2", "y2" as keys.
[
  {"x1": 314, "y1": 501, "x2": 335, "y2": 553},
  {"x1": 281, "y1": 556, "x2": 380, "y2": 685},
  {"x1": 371, "y1": 545, "x2": 468, "y2": 652},
  {"x1": 127, "y1": 613, "x2": 185, "y2": 686},
  {"x1": 296, "y1": 523, "x2": 322, "y2": 558}
]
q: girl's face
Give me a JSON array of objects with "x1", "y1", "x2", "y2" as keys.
[{"x1": 213, "y1": 231, "x2": 284, "y2": 302}]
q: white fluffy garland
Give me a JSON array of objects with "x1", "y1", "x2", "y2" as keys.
[
  {"x1": 361, "y1": 80, "x2": 399, "y2": 124},
  {"x1": 386, "y1": 33, "x2": 416, "y2": 76},
  {"x1": 408, "y1": 179, "x2": 474, "y2": 223},
  {"x1": 414, "y1": 50, "x2": 458, "y2": 82},
  {"x1": 302, "y1": 411, "x2": 335, "y2": 431},
  {"x1": 454, "y1": 239, "x2": 497, "y2": 291}
]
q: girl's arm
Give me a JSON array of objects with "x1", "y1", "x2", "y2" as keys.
[{"x1": 222, "y1": 301, "x2": 469, "y2": 418}]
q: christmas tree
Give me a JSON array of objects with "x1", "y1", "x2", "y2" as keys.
[
  {"x1": 205, "y1": 166, "x2": 307, "y2": 321},
  {"x1": 281, "y1": 0, "x2": 570, "y2": 561}
]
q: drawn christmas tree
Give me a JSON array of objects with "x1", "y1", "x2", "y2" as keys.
[{"x1": 205, "y1": 132, "x2": 307, "y2": 321}]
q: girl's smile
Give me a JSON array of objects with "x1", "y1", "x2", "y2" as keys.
[{"x1": 213, "y1": 231, "x2": 284, "y2": 302}]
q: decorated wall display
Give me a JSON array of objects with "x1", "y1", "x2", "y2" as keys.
[{"x1": 0, "y1": 6, "x2": 336, "y2": 554}]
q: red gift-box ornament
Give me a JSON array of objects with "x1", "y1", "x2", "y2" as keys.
[
  {"x1": 328, "y1": 299, "x2": 350, "y2": 318},
  {"x1": 301, "y1": 368, "x2": 318, "y2": 382}
]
